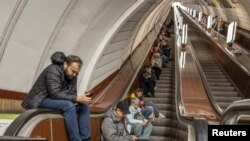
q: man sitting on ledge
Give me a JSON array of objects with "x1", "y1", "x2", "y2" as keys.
[{"x1": 22, "y1": 52, "x2": 92, "y2": 141}]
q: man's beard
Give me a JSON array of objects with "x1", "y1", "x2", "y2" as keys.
[{"x1": 64, "y1": 70, "x2": 74, "y2": 80}]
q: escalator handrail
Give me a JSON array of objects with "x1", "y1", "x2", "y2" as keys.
[
  {"x1": 4, "y1": 109, "x2": 61, "y2": 136},
  {"x1": 173, "y1": 7, "x2": 194, "y2": 125},
  {"x1": 0, "y1": 136, "x2": 47, "y2": 141},
  {"x1": 174, "y1": 6, "x2": 209, "y2": 141},
  {"x1": 220, "y1": 99, "x2": 250, "y2": 125}
]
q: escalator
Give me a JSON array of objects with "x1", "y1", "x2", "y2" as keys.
[
  {"x1": 144, "y1": 36, "x2": 188, "y2": 141},
  {"x1": 191, "y1": 41, "x2": 243, "y2": 110}
]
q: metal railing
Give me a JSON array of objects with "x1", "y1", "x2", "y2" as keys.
[
  {"x1": 220, "y1": 99, "x2": 250, "y2": 125},
  {"x1": 174, "y1": 6, "x2": 208, "y2": 141}
]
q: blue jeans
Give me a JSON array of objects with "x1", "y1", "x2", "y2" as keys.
[
  {"x1": 146, "y1": 101, "x2": 160, "y2": 117},
  {"x1": 39, "y1": 98, "x2": 90, "y2": 141},
  {"x1": 141, "y1": 107, "x2": 153, "y2": 119}
]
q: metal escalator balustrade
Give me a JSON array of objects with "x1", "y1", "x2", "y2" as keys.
[{"x1": 191, "y1": 41, "x2": 243, "y2": 111}]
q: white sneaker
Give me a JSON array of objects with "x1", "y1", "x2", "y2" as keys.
[{"x1": 159, "y1": 113, "x2": 166, "y2": 118}]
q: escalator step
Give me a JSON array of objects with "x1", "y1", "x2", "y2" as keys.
[
  {"x1": 157, "y1": 83, "x2": 172, "y2": 88},
  {"x1": 203, "y1": 69, "x2": 222, "y2": 72},
  {"x1": 151, "y1": 127, "x2": 188, "y2": 140},
  {"x1": 206, "y1": 75, "x2": 226, "y2": 79},
  {"x1": 207, "y1": 78, "x2": 229, "y2": 82},
  {"x1": 159, "y1": 77, "x2": 172, "y2": 81},
  {"x1": 155, "y1": 103, "x2": 174, "y2": 111},
  {"x1": 209, "y1": 82, "x2": 231, "y2": 86},
  {"x1": 161, "y1": 73, "x2": 172, "y2": 78},
  {"x1": 156, "y1": 80, "x2": 172, "y2": 84},
  {"x1": 202, "y1": 66, "x2": 221, "y2": 69},
  {"x1": 153, "y1": 118, "x2": 187, "y2": 131},
  {"x1": 212, "y1": 91, "x2": 239, "y2": 97},
  {"x1": 204, "y1": 72, "x2": 224, "y2": 75},
  {"x1": 154, "y1": 93, "x2": 174, "y2": 98},
  {"x1": 155, "y1": 88, "x2": 172, "y2": 93},
  {"x1": 214, "y1": 96, "x2": 242, "y2": 102},
  {"x1": 144, "y1": 98, "x2": 173, "y2": 104},
  {"x1": 210, "y1": 86, "x2": 235, "y2": 91}
]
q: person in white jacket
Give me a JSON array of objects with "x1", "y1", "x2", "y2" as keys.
[
  {"x1": 126, "y1": 98, "x2": 152, "y2": 140},
  {"x1": 151, "y1": 53, "x2": 162, "y2": 80}
]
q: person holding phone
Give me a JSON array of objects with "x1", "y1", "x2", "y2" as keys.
[
  {"x1": 101, "y1": 101, "x2": 138, "y2": 141},
  {"x1": 126, "y1": 98, "x2": 152, "y2": 140},
  {"x1": 22, "y1": 52, "x2": 91, "y2": 141}
]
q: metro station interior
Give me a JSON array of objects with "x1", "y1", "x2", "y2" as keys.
[{"x1": 0, "y1": 0, "x2": 250, "y2": 141}]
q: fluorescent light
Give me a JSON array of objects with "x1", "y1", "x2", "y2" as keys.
[
  {"x1": 226, "y1": 21, "x2": 237, "y2": 43},
  {"x1": 198, "y1": 12, "x2": 202, "y2": 22}
]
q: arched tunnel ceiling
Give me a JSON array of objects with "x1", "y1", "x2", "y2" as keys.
[
  {"x1": 0, "y1": 0, "x2": 172, "y2": 93},
  {"x1": 2, "y1": 0, "x2": 249, "y2": 94},
  {"x1": 175, "y1": 0, "x2": 250, "y2": 30}
]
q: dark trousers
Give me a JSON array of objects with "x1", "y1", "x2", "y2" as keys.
[
  {"x1": 152, "y1": 67, "x2": 161, "y2": 80},
  {"x1": 141, "y1": 80, "x2": 155, "y2": 97}
]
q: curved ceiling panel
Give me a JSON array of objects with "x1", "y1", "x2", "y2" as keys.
[
  {"x1": 37, "y1": 0, "x2": 110, "y2": 72},
  {"x1": 86, "y1": 0, "x2": 170, "y2": 90},
  {"x1": 88, "y1": 0, "x2": 172, "y2": 90},
  {"x1": 0, "y1": 0, "x2": 17, "y2": 41},
  {"x1": 132, "y1": 0, "x2": 171, "y2": 51},
  {"x1": 84, "y1": 0, "x2": 149, "y2": 90},
  {"x1": 0, "y1": 0, "x2": 70, "y2": 92}
]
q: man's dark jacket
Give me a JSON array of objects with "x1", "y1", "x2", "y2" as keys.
[{"x1": 22, "y1": 52, "x2": 77, "y2": 109}]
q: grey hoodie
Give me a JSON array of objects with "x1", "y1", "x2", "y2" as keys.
[{"x1": 101, "y1": 109, "x2": 132, "y2": 141}]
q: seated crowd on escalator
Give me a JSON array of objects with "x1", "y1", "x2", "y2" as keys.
[
  {"x1": 141, "y1": 27, "x2": 171, "y2": 98},
  {"x1": 101, "y1": 90, "x2": 166, "y2": 141},
  {"x1": 101, "y1": 20, "x2": 173, "y2": 141}
]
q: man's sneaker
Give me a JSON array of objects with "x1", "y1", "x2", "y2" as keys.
[{"x1": 159, "y1": 113, "x2": 166, "y2": 118}]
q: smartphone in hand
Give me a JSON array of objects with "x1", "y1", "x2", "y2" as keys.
[{"x1": 86, "y1": 91, "x2": 94, "y2": 97}]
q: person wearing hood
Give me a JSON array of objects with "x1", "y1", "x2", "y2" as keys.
[
  {"x1": 101, "y1": 101, "x2": 138, "y2": 141},
  {"x1": 22, "y1": 52, "x2": 91, "y2": 141}
]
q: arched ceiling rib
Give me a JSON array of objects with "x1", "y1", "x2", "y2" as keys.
[
  {"x1": 0, "y1": 0, "x2": 17, "y2": 42},
  {"x1": 83, "y1": 0, "x2": 172, "y2": 91}
]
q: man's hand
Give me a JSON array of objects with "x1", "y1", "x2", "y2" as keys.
[
  {"x1": 142, "y1": 120, "x2": 148, "y2": 127},
  {"x1": 76, "y1": 94, "x2": 92, "y2": 104},
  {"x1": 140, "y1": 101, "x2": 145, "y2": 107}
]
